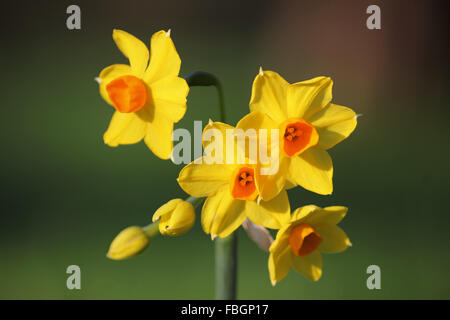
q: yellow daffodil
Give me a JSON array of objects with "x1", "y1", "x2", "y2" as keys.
[
  {"x1": 152, "y1": 198, "x2": 196, "y2": 236},
  {"x1": 269, "y1": 205, "x2": 351, "y2": 284},
  {"x1": 177, "y1": 114, "x2": 291, "y2": 239},
  {"x1": 249, "y1": 68, "x2": 358, "y2": 199},
  {"x1": 97, "y1": 29, "x2": 189, "y2": 159},
  {"x1": 107, "y1": 226, "x2": 150, "y2": 260}
]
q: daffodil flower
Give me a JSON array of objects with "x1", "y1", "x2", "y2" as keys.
[
  {"x1": 249, "y1": 69, "x2": 358, "y2": 199},
  {"x1": 177, "y1": 114, "x2": 291, "y2": 239},
  {"x1": 269, "y1": 205, "x2": 351, "y2": 285},
  {"x1": 97, "y1": 29, "x2": 189, "y2": 159}
]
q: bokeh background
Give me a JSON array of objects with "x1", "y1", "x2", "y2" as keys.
[{"x1": 1, "y1": 0, "x2": 449, "y2": 299}]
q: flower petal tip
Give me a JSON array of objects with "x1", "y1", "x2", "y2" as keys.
[
  {"x1": 208, "y1": 118, "x2": 214, "y2": 126},
  {"x1": 95, "y1": 77, "x2": 102, "y2": 84},
  {"x1": 271, "y1": 280, "x2": 277, "y2": 287},
  {"x1": 347, "y1": 240, "x2": 353, "y2": 247},
  {"x1": 211, "y1": 234, "x2": 218, "y2": 240},
  {"x1": 355, "y1": 113, "x2": 363, "y2": 120},
  {"x1": 259, "y1": 66, "x2": 264, "y2": 76},
  {"x1": 166, "y1": 29, "x2": 171, "y2": 37},
  {"x1": 257, "y1": 195, "x2": 263, "y2": 205}
]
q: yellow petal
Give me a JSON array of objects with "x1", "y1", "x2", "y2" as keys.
[
  {"x1": 143, "y1": 30, "x2": 181, "y2": 84},
  {"x1": 316, "y1": 225, "x2": 351, "y2": 253},
  {"x1": 236, "y1": 111, "x2": 280, "y2": 162},
  {"x1": 245, "y1": 189, "x2": 291, "y2": 229},
  {"x1": 103, "y1": 110, "x2": 148, "y2": 147},
  {"x1": 144, "y1": 105, "x2": 174, "y2": 159},
  {"x1": 202, "y1": 121, "x2": 234, "y2": 150},
  {"x1": 112, "y1": 29, "x2": 149, "y2": 76},
  {"x1": 269, "y1": 224, "x2": 291, "y2": 253},
  {"x1": 255, "y1": 156, "x2": 290, "y2": 201},
  {"x1": 268, "y1": 244, "x2": 292, "y2": 285},
  {"x1": 292, "y1": 250, "x2": 323, "y2": 281},
  {"x1": 178, "y1": 157, "x2": 234, "y2": 197},
  {"x1": 201, "y1": 187, "x2": 246, "y2": 238},
  {"x1": 284, "y1": 177, "x2": 297, "y2": 190},
  {"x1": 236, "y1": 110, "x2": 278, "y2": 132},
  {"x1": 98, "y1": 64, "x2": 132, "y2": 106},
  {"x1": 268, "y1": 224, "x2": 292, "y2": 284},
  {"x1": 201, "y1": 190, "x2": 223, "y2": 235},
  {"x1": 304, "y1": 206, "x2": 348, "y2": 227},
  {"x1": 152, "y1": 199, "x2": 182, "y2": 222},
  {"x1": 289, "y1": 148, "x2": 333, "y2": 195},
  {"x1": 286, "y1": 77, "x2": 333, "y2": 120},
  {"x1": 237, "y1": 111, "x2": 288, "y2": 201},
  {"x1": 203, "y1": 119, "x2": 258, "y2": 165},
  {"x1": 150, "y1": 76, "x2": 189, "y2": 123},
  {"x1": 291, "y1": 205, "x2": 321, "y2": 223},
  {"x1": 249, "y1": 70, "x2": 289, "y2": 123},
  {"x1": 309, "y1": 103, "x2": 357, "y2": 150}
]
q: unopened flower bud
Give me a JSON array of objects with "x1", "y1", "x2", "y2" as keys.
[
  {"x1": 153, "y1": 199, "x2": 195, "y2": 236},
  {"x1": 107, "y1": 226, "x2": 150, "y2": 260}
]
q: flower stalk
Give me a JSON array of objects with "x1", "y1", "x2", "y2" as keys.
[
  {"x1": 184, "y1": 71, "x2": 226, "y2": 123},
  {"x1": 185, "y1": 196, "x2": 204, "y2": 209},
  {"x1": 142, "y1": 221, "x2": 160, "y2": 238},
  {"x1": 185, "y1": 72, "x2": 237, "y2": 299},
  {"x1": 215, "y1": 233, "x2": 237, "y2": 299}
]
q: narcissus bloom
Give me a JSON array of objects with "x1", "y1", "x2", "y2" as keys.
[
  {"x1": 269, "y1": 205, "x2": 351, "y2": 284},
  {"x1": 249, "y1": 69, "x2": 358, "y2": 199},
  {"x1": 177, "y1": 115, "x2": 291, "y2": 239},
  {"x1": 152, "y1": 198, "x2": 195, "y2": 236},
  {"x1": 97, "y1": 29, "x2": 189, "y2": 159}
]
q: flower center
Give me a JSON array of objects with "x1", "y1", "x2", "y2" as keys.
[
  {"x1": 289, "y1": 224, "x2": 322, "y2": 256},
  {"x1": 230, "y1": 166, "x2": 258, "y2": 201},
  {"x1": 106, "y1": 75, "x2": 148, "y2": 113},
  {"x1": 280, "y1": 118, "x2": 319, "y2": 157}
]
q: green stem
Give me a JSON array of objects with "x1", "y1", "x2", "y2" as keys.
[
  {"x1": 185, "y1": 196, "x2": 205, "y2": 209},
  {"x1": 215, "y1": 233, "x2": 237, "y2": 299},
  {"x1": 142, "y1": 221, "x2": 160, "y2": 238},
  {"x1": 184, "y1": 71, "x2": 226, "y2": 123},
  {"x1": 185, "y1": 71, "x2": 237, "y2": 300},
  {"x1": 186, "y1": 71, "x2": 237, "y2": 299}
]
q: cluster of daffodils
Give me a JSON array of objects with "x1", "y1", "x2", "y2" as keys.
[{"x1": 98, "y1": 29, "x2": 357, "y2": 285}]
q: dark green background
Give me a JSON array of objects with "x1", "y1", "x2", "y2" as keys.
[{"x1": 1, "y1": 0, "x2": 449, "y2": 299}]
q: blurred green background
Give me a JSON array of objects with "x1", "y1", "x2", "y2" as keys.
[{"x1": 1, "y1": 0, "x2": 449, "y2": 299}]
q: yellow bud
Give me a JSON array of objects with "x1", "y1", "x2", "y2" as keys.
[
  {"x1": 152, "y1": 199, "x2": 195, "y2": 236},
  {"x1": 107, "y1": 226, "x2": 150, "y2": 260}
]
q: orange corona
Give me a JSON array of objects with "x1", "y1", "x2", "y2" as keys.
[
  {"x1": 289, "y1": 224, "x2": 323, "y2": 256},
  {"x1": 230, "y1": 166, "x2": 258, "y2": 201},
  {"x1": 280, "y1": 118, "x2": 319, "y2": 157},
  {"x1": 106, "y1": 75, "x2": 148, "y2": 113}
]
